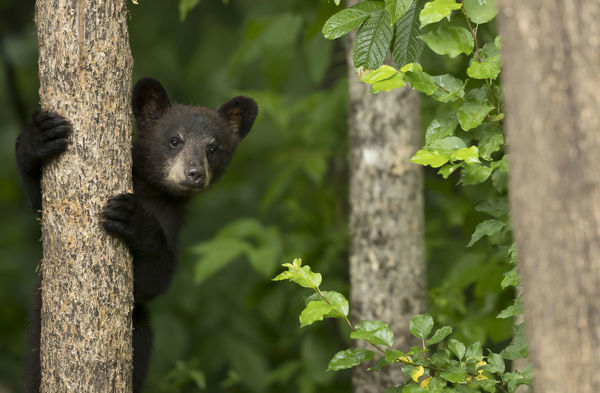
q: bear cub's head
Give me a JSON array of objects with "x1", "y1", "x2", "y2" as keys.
[{"x1": 131, "y1": 78, "x2": 258, "y2": 198}]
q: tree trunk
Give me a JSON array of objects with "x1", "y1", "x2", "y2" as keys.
[
  {"x1": 499, "y1": 2, "x2": 600, "y2": 393},
  {"x1": 346, "y1": 2, "x2": 426, "y2": 391},
  {"x1": 35, "y1": 0, "x2": 134, "y2": 391}
]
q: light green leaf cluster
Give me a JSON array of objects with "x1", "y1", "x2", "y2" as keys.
[
  {"x1": 272, "y1": 258, "x2": 322, "y2": 289},
  {"x1": 419, "y1": 0, "x2": 462, "y2": 27},
  {"x1": 351, "y1": 320, "x2": 395, "y2": 347}
]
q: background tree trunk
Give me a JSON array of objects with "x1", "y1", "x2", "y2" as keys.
[
  {"x1": 346, "y1": 2, "x2": 426, "y2": 390},
  {"x1": 499, "y1": 2, "x2": 600, "y2": 393},
  {"x1": 35, "y1": 0, "x2": 134, "y2": 391}
]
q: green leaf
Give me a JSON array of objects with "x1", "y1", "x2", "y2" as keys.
[
  {"x1": 410, "y1": 149, "x2": 448, "y2": 168},
  {"x1": 458, "y1": 100, "x2": 494, "y2": 131},
  {"x1": 501, "y1": 268, "x2": 519, "y2": 289},
  {"x1": 323, "y1": 9, "x2": 371, "y2": 40},
  {"x1": 426, "y1": 326, "x2": 453, "y2": 345},
  {"x1": 503, "y1": 366, "x2": 532, "y2": 392},
  {"x1": 475, "y1": 123, "x2": 504, "y2": 160},
  {"x1": 438, "y1": 163, "x2": 462, "y2": 179},
  {"x1": 463, "y1": 0, "x2": 497, "y2": 24},
  {"x1": 371, "y1": 74, "x2": 407, "y2": 92},
  {"x1": 497, "y1": 298, "x2": 522, "y2": 319},
  {"x1": 486, "y1": 352, "x2": 505, "y2": 374},
  {"x1": 428, "y1": 136, "x2": 467, "y2": 156},
  {"x1": 431, "y1": 74, "x2": 466, "y2": 102},
  {"x1": 353, "y1": 10, "x2": 394, "y2": 69},
  {"x1": 425, "y1": 112, "x2": 458, "y2": 144},
  {"x1": 419, "y1": 0, "x2": 462, "y2": 27},
  {"x1": 467, "y1": 41, "x2": 501, "y2": 79},
  {"x1": 440, "y1": 366, "x2": 467, "y2": 383},
  {"x1": 448, "y1": 339, "x2": 466, "y2": 360},
  {"x1": 460, "y1": 163, "x2": 492, "y2": 185},
  {"x1": 467, "y1": 219, "x2": 506, "y2": 247},
  {"x1": 361, "y1": 65, "x2": 399, "y2": 83},
  {"x1": 327, "y1": 348, "x2": 375, "y2": 371},
  {"x1": 409, "y1": 314, "x2": 434, "y2": 339},
  {"x1": 419, "y1": 26, "x2": 474, "y2": 58},
  {"x1": 403, "y1": 68, "x2": 437, "y2": 95},
  {"x1": 306, "y1": 291, "x2": 349, "y2": 317},
  {"x1": 451, "y1": 146, "x2": 479, "y2": 164},
  {"x1": 273, "y1": 258, "x2": 322, "y2": 289},
  {"x1": 386, "y1": 0, "x2": 415, "y2": 24},
  {"x1": 299, "y1": 300, "x2": 332, "y2": 327},
  {"x1": 466, "y1": 341, "x2": 483, "y2": 360},
  {"x1": 391, "y1": 0, "x2": 426, "y2": 67},
  {"x1": 192, "y1": 238, "x2": 248, "y2": 283},
  {"x1": 351, "y1": 320, "x2": 395, "y2": 347},
  {"x1": 474, "y1": 197, "x2": 508, "y2": 217},
  {"x1": 501, "y1": 323, "x2": 528, "y2": 360},
  {"x1": 323, "y1": 1, "x2": 387, "y2": 40}
]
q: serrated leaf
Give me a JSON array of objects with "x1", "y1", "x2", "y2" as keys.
[
  {"x1": 497, "y1": 298, "x2": 522, "y2": 319},
  {"x1": 419, "y1": 0, "x2": 462, "y2": 27},
  {"x1": 463, "y1": 0, "x2": 497, "y2": 24},
  {"x1": 353, "y1": 10, "x2": 394, "y2": 69},
  {"x1": 391, "y1": 0, "x2": 425, "y2": 67},
  {"x1": 410, "y1": 149, "x2": 448, "y2": 168},
  {"x1": 451, "y1": 146, "x2": 479, "y2": 163},
  {"x1": 409, "y1": 314, "x2": 434, "y2": 339},
  {"x1": 425, "y1": 112, "x2": 458, "y2": 144},
  {"x1": 448, "y1": 339, "x2": 466, "y2": 360},
  {"x1": 476, "y1": 125, "x2": 504, "y2": 160},
  {"x1": 323, "y1": 9, "x2": 371, "y2": 40},
  {"x1": 426, "y1": 326, "x2": 453, "y2": 345},
  {"x1": 299, "y1": 301, "x2": 332, "y2": 327},
  {"x1": 327, "y1": 348, "x2": 374, "y2": 371},
  {"x1": 306, "y1": 291, "x2": 349, "y2": 317},
  {"x1": 273, "y1": 258, "x2": 322, "y2": 288},
  {"x1": 466, "y1": 341, "x2": 483, "y2": 360},
  {"x1": 387, "y1": 0, "x2": 415, "y2": 24},
  {"x1": 420, "y1": 26, "x2": 474, "y2": 58},
  {"x1": 467, "y1": 219, "x2": 506, "y2": 247},
  {"x1": 440, "y1": 366, "x2": 467, "y2": 383},
  {"x1": 351, "y1": 320, "x2": 395, "y2": 347}
]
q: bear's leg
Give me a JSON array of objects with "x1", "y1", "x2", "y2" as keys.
[{"x1": 23, "y1": 280, "x2": 41, "y2": 393}]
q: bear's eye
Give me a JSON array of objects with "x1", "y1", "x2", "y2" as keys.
[
  {"x1": 207, "y1": 144, "x2": 219, "y2": 154},
  {"x1": 170, "y1": 137, "x2": 181, "y2": 148}
]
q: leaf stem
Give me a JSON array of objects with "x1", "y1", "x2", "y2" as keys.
[{"x1": 460, "y1": 1, "x2": 481, "y2": 63}]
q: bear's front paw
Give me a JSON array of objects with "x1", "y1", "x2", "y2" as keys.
[
  {"x1": 101, "y1": 193, "x2": 146, "y2": 245},
  {"x1": 16, "y1": 111, "x2": 72, "y2": 174}
]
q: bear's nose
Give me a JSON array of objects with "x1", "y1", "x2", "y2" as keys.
[{"x1": 186, "y1": 167, "x2": 205, "y2": 183}]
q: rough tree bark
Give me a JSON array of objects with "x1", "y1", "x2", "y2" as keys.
[
  {"x1": 499, "y1": 2, "x2": 600, "y2": 393},
  {"x1": 347, "y1": 2, "x2": 426, "y2": 391},
  {"x1": 35, "y1": 0, "x2": 134, "y2": 391}
]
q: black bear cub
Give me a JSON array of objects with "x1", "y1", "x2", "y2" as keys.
[{"x1": 16, "y1": 78, "x2": 258, "y2": 392}]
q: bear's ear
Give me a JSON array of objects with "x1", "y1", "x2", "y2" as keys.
[
  {"x1": 132, "y1": 78, "x2": 171, "y2": 129},
  {"x1": 218, "y1": 96, "x2": 258, "y2": 139}
]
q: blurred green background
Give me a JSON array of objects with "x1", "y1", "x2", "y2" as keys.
[{"x1": 0, "y1": 1, "x2": 511, "y2": 392}]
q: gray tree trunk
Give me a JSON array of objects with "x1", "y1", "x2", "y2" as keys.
[
  {"x1": 499, "y1": 2, "x2": 600, "y2": 393},
  {"x1": 35, "y1": 0, "x2": 134, "y2": 391},
  {"x1": 346, "y1": 2, "x2": 426, "y2": 391}
]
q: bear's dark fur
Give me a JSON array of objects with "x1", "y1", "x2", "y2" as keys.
[{"x1": 16, "y1": 78, "x2": 258, "y2": 392}]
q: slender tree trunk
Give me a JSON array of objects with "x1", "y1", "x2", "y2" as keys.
[
  {"x1": 499, "y1": 2, "x2": 600, "y2": 393},
  {"x1": 35, "y1": 0, "x2": 134, "y2": 391},
  {"x1": 346, "y1": 2, "x2": 426, "y2": 391}
]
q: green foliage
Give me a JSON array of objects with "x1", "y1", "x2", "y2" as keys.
[{"x1": 275, "y1": 262, "x2": 532, "y2": 392}]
